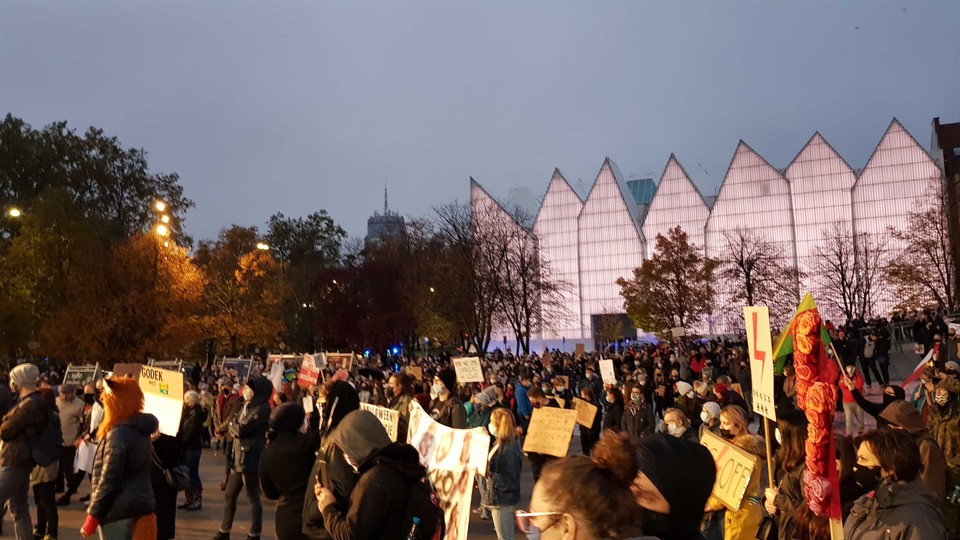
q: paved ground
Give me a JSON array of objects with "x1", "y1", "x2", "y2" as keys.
[{"x1": 32, "y1": 341, "x2": 925, "y2": 539}]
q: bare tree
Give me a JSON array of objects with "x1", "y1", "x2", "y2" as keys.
[
  {"x1": 812, "y1": 222, "x2": 887, "y2": 321},
  {"x1": 718, "y1": 227, "x2": 801, "y2": 327}
]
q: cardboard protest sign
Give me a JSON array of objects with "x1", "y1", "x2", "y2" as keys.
[
  {"x1": 360, "y1": 403, "x2": 400, "y2": 442},
  {"x1": 453, "y1": 357, "x2": 484, "y2": 383},
  {"x1": 299, "y1": 354, "x2": 320, "y2": 388},
  {"x1": 575, "y1": 343, "x2": 585, "y2": 356},
  {"x1": 325, "y1": 352, "x2": 354, "y2": 371},
  {"x1": 572, "y1": 397, "x2": 598, "y2": 428},
  {"x1": 407, "y1": 365, "x2": 423, "y2": 381},
  {"x1": 671, "y1": 327, "x2": 686, "y2": 338},
  {"x1": 268, "y1": 361, "x2": 284, "y2": 391},
  {"x1": 407, "y1": 402, "x2": 490, "y2": 540},
  {"x1": 64, "y1": 363, "x2": 100, "y2": 385},
  {"x1": 744, "y1": 306, "x2": 776, "y2": 421},
  {"x1": 700, "y1": 429, "x2": 758, "y2": 511},
  {"x1": 599, "y1": 359, "x2": 617, "y2": 385},
  {"x1": 303, "y1": 395, "x2": 314, "y2": 415},
  {"x1": 555, "y1": 397, "x2": 566, "y2": 409},
  {"x1": 220, "y1": 358, "x2": 252, "y2": 383},
  {"x1": 522, "y1": 407, "x2": 577, "y2": 457},
  {"x1": 138, "y1": 365, "x2": 185, "y2": 437}
]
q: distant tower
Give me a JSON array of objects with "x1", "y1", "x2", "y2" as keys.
[{"x1": 365, "y1": 179, "x2": 406, "y2": 247}]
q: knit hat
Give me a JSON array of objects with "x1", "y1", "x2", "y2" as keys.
[
  {"x1": 636, "y1": 434, "x2": 716, "y2": 537},
  {"x1": 675, "y1": 381, "x2": 693, "y2": 397},
  {"x1": 702, "y1": 401, "x2": 721, "y2": 420},
  {"x1": 10, "y1": 363, "x2": 39, "y2": 389},
  {"x1": 476, "y1": 391, "x2": 493, "y2": 407},
  {"x1": 438, "y1": 367, "x2": 457, "y2": 393}
]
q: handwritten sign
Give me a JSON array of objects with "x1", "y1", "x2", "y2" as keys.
[
  {"x1": 138, "y1": 365, "x2": 184, "y2": 437},
  {"x1": 575, "y1": 343, "x2": 585, "y2": 357},
  {"x1": 700, "y1": 429, "x2": 757, "y2": 511},
  {"x1": 360, "y1": 403, "x2": 400, "y2": 442},
  {"x1": 407, "y1": 365, "x2": 423, "y2": 381},
  {"x1": 744, "y1": 306, "x2": 776, "y2": 421},
  {"x1": 599, "y1": 359, "x2": 617, "y2": 385},
  {"x1": 65, "y1": 364, "x2": 100, "y2": 385},
  {"x1": 572, "y1": 397, "x2": 598, "y2": 428},
  {"x1": 522, "y1": 407, "x2": 577, "y2": 457},
  {"x1": 453, "y1": 357, "x2": 484, "y2": 383},
  {"x1": 555, "y1": 397, "x2": 566, "y2": 409}
]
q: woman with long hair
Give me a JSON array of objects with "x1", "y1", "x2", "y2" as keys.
[
  {"x1": 707, "y1": 405, "x2": 768, "y2": 540},
  {"x1": 602, "y1": 387, "x2": 625, "y2": 434},
  {"x1": 483, "y1": 408, "x2": 522, "y2": 540},
  {"x1": 763, "y1": 408, "x2": 808, "y2": 540}
]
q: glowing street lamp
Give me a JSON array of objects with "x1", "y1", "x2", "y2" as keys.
[
  {"x1": 154, "y1": 201, "x2": 167, "y2": 212},
  {"x1": 7, "y1": 208, "x2": 22, "y2": 218},
  {"x1": 256, "y1": 242, "x2": 270, "y2": 251},
  {"x1": 160, "y1": 215, "x2": 170, "y2": 224},
  {"x1": 156, "y1": 224, "x2": 170, "y2": 237}
]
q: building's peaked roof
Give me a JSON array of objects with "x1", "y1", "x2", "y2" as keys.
[
  {"x1": 580, "y1": 158, "x2": 644, "y2": 239},
  {"x1": 470, "y1": 177, "x2": 531, "y2": 232},
  {"x1": 652, "y1": 153, "x2": 710, "y2": 209},
  {"x1": 785, "y1": 131, "x2": 856, "y2": 176},
  {"x1": 855, "y1": 119, "x2": 942, "y2": 188},
  {"x1": 533, "y1": 168, "x2": 583, "y2": 226},
  {"x1": 712, "y1": 140, "x2": 789, "y2": 204}
]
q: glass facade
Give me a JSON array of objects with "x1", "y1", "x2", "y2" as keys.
[
  {"x1": 642, "y1": 154, "x2": 711, "y2": 257},
  {"x1": 470, "y1": 119, "x2": 944, "y2": 347}
]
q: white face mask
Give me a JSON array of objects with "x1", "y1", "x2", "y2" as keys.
[
  {"x1": 432, "y1": 382, "x2": 443, "y2": 396},
  {"x1": 488, "y1": 423, "x2": 498, "y2": 438},
  {"x1": 667, "y1": 424, "x2": 686, "y2": 437},
  {"x1": 775, "y1": 428, "x2": 782, "y2": 445},
  {"x1": 700, "y1": 411, "x2": 711, "y2": 424}
]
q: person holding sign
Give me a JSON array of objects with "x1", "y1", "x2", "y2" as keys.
[
  {"x1": 525, "y1": 388, "x2": 561, "y2": 482},
  {"x1": 577, "y1": 389, "x2": 602, "y2": 456},
  {"x1": 483, "y1": 408, "x2": 522, "y2": 540},
  {"x1": 762, "y1": 409, "x2": 808, "y2": 540}
]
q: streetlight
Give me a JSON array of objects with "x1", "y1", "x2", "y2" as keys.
[
  {"x1": 156, "y1": 224, "x2": 169, "y2": 237},
  {"x1": 429, "y1": 287, "x2": 435, "y2": 293},
  {"x1": 256, "y1": 242, "x2": 270, "y2": 251},
  {"x1": 154, "y1": 201, "x2": 166, "y2": 212},
  {"x1": 160, "y1": 215, "x2": 170, "y2": 224},
  {"x1": 7, "y1": 208, "x2": 21, "y2": 218}
]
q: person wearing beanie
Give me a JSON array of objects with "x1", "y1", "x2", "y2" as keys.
[
  {"x1": 0, "y1": 363, "x2": 48, "y2": 540},
  {"x1": 880, "y1": 400, "x2": 947, "y2": 502},
  {"x1": 260, "y1": 403, "x2": 320, "y2": 540},
  {"x1": 699, "y1": 401, "x2": 721, "y2": 440},
  {"x1": 179, "y1": 389, "x2": 208, "y2": 511},
  {"x1": 429, "y1": 368, "x2": 466, "y2": 429},
  {"x1": 629, "y1": 434, "x2": 717, "y2": 540}
]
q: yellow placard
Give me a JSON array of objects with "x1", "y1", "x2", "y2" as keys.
[
  {"x1": 360, "y1": 403, "x2": 400, "y2": 442},
  {"x1": 138, "y1": 365, "x2": 184, "y2": 437},
  {"x1": 522, "y1": 407, "x2": 577, "y2": 458},
  {"x1": 572, "y1": 397, "x2": 598, "y2": 428},
  {"x1": 700, "y1": 429, "x2": 757, "y2": 511}
]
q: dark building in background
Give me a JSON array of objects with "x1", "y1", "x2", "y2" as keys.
[
  {"x1": 932, "y1": 117, "x2": 960, "y2": 305},
  {"x1": 365, "y1": 183, "x2": 405, "y2": 247}
]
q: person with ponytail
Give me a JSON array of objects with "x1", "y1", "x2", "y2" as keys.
[{"x1": 516, "y1": 430, "x2": 639, "y2": 540}]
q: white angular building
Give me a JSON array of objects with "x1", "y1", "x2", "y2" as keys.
[{"x1": 471, "y1": 119, "x2": 944, "y2": 351}]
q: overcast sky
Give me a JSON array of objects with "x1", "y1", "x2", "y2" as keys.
[{"x1": 3, "y1": 1, "x2": 959, "y2": 243}]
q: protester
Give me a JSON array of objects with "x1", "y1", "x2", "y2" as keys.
[
  {"x1": 878, "y1": 400, "x2": 947, "y2": 501},
  {"x1": 80, "y1": 377, "x2": 159, "y2": 539},
  {"x1": 622, "y1": 384, "x2": 655, "y2": 443},
  {"x1": 215, "y1": 377, "x2": 273, "y2": 540},
  {"x1": 0, "y1": 363, "x2": 49, "y2": 540},
  {"x1": 429, "y1": 368, "x2": 467, "y2": 429},
  {"x1": 260, "y1": 403, "x2": 320, "y2": 540},
  {"x1": 659, "y1": 407, "x2": 697, "y2": 442},
  {"x1": 151, "y1": 432, "x2": 181, "y2": 540},
  {"x1": 698, "y1": 401, "x2": 721, "y2": 440},
  {"x1": 578, "y1": 387, "x2": 603, "y2": 455},
  {"x1": 31, "y1": 387, "x2": 61, "y2": 540},
  {"x1": 55, "y1": 384, "x2": 83, "y2": 495},
  {"x1": 214, "y1": 383, "x2": 242, "y2": 491},
  {"x1": 179, "y1": 390, "x2": 208, "y2": 511},
  {"x1": 763, "y1": 409, "x2": 808, "y2": 540},
  {"x1": 60, "y1": 382, "x2": 104, "y2": 507},
  {"x1": 517, "y1": 432, "x2": 638, "y2": 540},
  {"x1": 602, "y1": 387, "x2": 624, "y2": 434},
  {"x1": 484, "y1": 408, "x2": 522, "y2": 540},
  {"x1": 708, "y1": 404, "x2": 767, "y2": 539},
  {"x1": 385, "y1": 373, "x2": 414, "y2": 442},
  {"x1": 844, "y1": 429, "x2": 946, "y2": 539},
  {"x1": 526, "y1": 387, "x2": 561, "y2": 482}
]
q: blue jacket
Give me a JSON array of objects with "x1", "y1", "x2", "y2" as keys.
[{"x1": 515, "y1": 383, "x2": 532, "y2": 418}]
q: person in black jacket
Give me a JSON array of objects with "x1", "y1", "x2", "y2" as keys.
[
  {"x1": 260, "y1": 403, "x2": 320, "y2": 540},
  {"x1": 179, "y1": 390, "x2": 208, "y2": 511},
  {"x1": 315, "y1": 410, "x2": 429, "y2": 540},
  {"x1": 79, "y1": 377, "x2": 159, "y2": 539},
  {"x1": 429, "y1": 368, "x2": 466, "y2": 428},
  {"x1": 578, "y1": 387, "x2": 603, "y2": 456},
  {"x1": 602, "y1": 387, "x2": 625, "y2": 434},
  {"x1": 151, "y1": 433, "x2": 181, "y2": 540},
  {"x1": 215, "y1": 376, "x2": 272, "y2": 540}
]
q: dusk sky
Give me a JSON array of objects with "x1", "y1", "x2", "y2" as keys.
[{"x1": 3, "y1": 1, "x2": 959, "y2": 243}]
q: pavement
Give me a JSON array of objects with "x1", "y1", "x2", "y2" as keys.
[{"x1": 33, "y1": 339, "x2": 926, "y2": 539}]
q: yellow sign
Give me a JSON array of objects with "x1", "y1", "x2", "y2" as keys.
[
  {"x1": 360, "y1": 403, "x2": 400, "y2": 442},
  {"x1": 572, "y1": 397, "x2": 598, "y2": 428},
  {"x1": 743, "y1": 306, "x2": 776, "y2": 421},
  {"x1": 138, "y1": 365, "x2": 184, "y2": 437},
  {"x1": 700, "y1": 429, "x2": 757, "y2": 511},
  {"x1": 522, "y1": 407, "x2": 577, "y2": 458}
]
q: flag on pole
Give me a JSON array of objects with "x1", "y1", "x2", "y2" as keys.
[{"x1": 902, "y1": 350, "x2": 935, "y2": 387}]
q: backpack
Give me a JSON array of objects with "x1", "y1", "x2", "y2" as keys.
[
  {"x1": 404, "y1": 474, "x2": 445, "y2": 540},
  {"x1": 32, "y1": 406, "x2": 63, "y2": 467}
]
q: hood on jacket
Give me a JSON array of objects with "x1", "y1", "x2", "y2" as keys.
[
  {"x1": 121, "y1": 413, "x2": 160, "y2": 436},
  {"x1": 323, "y1": 381, "x2": 360, "y2": 431},
  {"x1": 879, "y1": 400, "x2": 922, "y2": 433},
  {"x1": 246, "y1": 377, "x2": 273, "y2": 407},
  {"x1": 332, "y1": 410, "x2": 392, "y2": 467},
  {"x1": 874, "y1": 477, "x2": 941, "y2": 511},
  {"x1": 369, "y1": 442, "x2": 428, "y2": 480},
  {"x1": 269, "y1": 402, "x2": 306, "y2": 436},
  {"x1": 636, "y1": 434, "x2": 716, "y2": 538}
]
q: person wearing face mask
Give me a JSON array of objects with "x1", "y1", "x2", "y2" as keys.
[
  {"x1": 552, "y1": 377, "x2": 573, "y2": 409},
  {"x1": 622, "y1": 385, "x2": 655, "y2": 443},
  {"x1": 215, "y1": 376, "x2": 273, "y2": 540},
  {"x1": 840, "y1": 364, "x2": 866, "y2": 436},
  {"x1": 59, "y1": 382, "x2": 104, "y2": 507},
  {"x1": 386, "y1": 373, "x2": 414, "y2": 443},
  {"x1": 526, "y1": 388, "x2": 560, "y2": 482},
  {"x1": 482, "y1": 408, "x2": 522, "y2": 540},
  {"x1": 672, "y1": 381, "x2": 702, "y2": 431},
  {"x1": 428, "y1": 368, "x2": 466, "y2": 429},
  {"x1": 926, "y1": 380, "x2": 960, "y2": 535},
  {"x1": 578, "y1": 367, "x2": 604, "y2": 409},
  {"x1": 178, "y1": 390, "x2": 208, "y2": 511},
  {"x1": 762, "y1": 409, "x2": 808, "y2": 540},
  {"x1": 844, "y1": 429, "x2": 946, "y2": 539},
  {"x1": 698, "y1": 401, "x2": 722, "y2": 440},
  {"x1": 659, "y1": 408, "x2": 697, "y2": 443},
  {"x1": 214, "y1": 384, "x2": 243, "y2": 491},
  {"x1": 260, "y1": 403, "x2": 320, "y2": 540},
  {"x1": 578, "y1": 388, "x2": 604, "y2": 455},
  {"x1": 55, "y1": 383, "x2": 83, "y2": 495},
  {"x1": 602, "y1": 387, "x2": 625, "y2": 434},
  {"x1": 878, "y1": 400, "x2": 947, "y2": 502}
]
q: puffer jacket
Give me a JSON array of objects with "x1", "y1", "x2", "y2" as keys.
[
  {"x1": 0, "y1": 391, "x2": 50, "y2": 468},
  {"x1": 844, "y1": 478, "x2": 946, "y2": 539},
  {"x1": 88, "y1": 413, "x2": 159, "y2": 524},
  {"x1": 229, "y1": 377, "x2": 273, "y2": 473}
]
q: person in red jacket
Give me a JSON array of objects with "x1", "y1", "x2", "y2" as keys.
[{"x1": 841, "y1": 365, "x2": 866, "y2": 435}]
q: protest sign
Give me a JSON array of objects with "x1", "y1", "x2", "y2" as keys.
[
  {"x1": 325, "y1": 352, "x2": 354, "y2": 371},
  {"x1": 299, "y1": 354, "x2": 320, "y2": 388},
  {"x1": 575, "y1": 343, "x2": 585, "y2": 356},
  {"x1": 700, "y1": 429, "x2": 758, "y2": 511},
  {"x1": 138, "y1": 365, "x2": 184, "y2": 437},
  {"x1": 572, "y1": 397, "x2": 598, "y2": 428},
  {"x1": 744, "y1": 306, "x2": 776, "y2": 421},
  {"x1": 407, "y1": 365, "x2": 423, "y2": 381},
  {"x1": 303, "y1": 395, "x2": 314, "y2": 415},
  {"x1": 453, "y1": 357, "x2": 484, "y2": 383},
  {"x1": 522, "y1": 407, "x2": 577, "y2": 457},
  {"x1": 360, "y1": 403, "x2": 400, "y2": 442},
  {"x1": 64, "y1": 363, "x2": 100, "y2": 385},
  {"x1": 671, "y1": 327, "x2": 686, "y2": 338},
  {"x1": 599, "y1": 359, "x2": 617, "y2": 385},
  {"x1": 268, "y1": 361, "x2": 284, "y2": 391},
  {"x1": 407, "y1": 402, "x2": 490, "y2": 540},
  {"x1": 555, "y1": 397, "x2": 566, "y2": 409},
  {"x1": 149, "y1": 359, "x2": 182, "y2": 372},
  {"x1": 220, "y1": 358, "x2": 252, "y2": 383}
]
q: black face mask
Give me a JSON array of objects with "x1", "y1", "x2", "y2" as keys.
[
  {"x1": 853, "y1": 464, "x2": 881, "y2": 491},
  {"x1": 882, "y1": 394, "x2": 898, "y2": 407},
  {"x1": 83, "y1": 394, "x2": 96, "y2": 405},
  {"x1": 720, "y1": 428, "x2": 734, "y2": 440},
  {"x1": 222, "y1": 389, "x2": 230, "y2": 396}
]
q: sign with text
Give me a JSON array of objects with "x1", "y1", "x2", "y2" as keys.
[
  {"x1": 138, "y1": 365, "x2": 185, "y2": 437},
  {"x1": 599, "y1": 359, "x2": 617, "y2": 385},
  {"x1": 700, "y1": 429, "x2": 757, "y2": 511},
  {"x1": 572, "y1": 397, "x2": 598, "y2": 428},
  {"x1": 407, "y1": 365, "x2": 423, "y2": 381},
  {"x1": 299, "y1": 354, "x2": 320, "y2": 387},
  {"x1": 671, "y1": 327, "x2": 686, "y2": 338},
  {"x1": 360, "y1": 402, "x2": 400, "y2": 442},
  {"x1": 522, "y1": 407, "x2": 577, "y2": 458},
  {"x1": 64, "y1": 363, "x2": 100, "y2": 385},
  {"x1": 407, "y1": 402, "x2": 490, "y2": 540},
  {"x1": 219, "y1": 358, "x2": 252, "y2": 383},
  {"x1": 324, "y1": 352, "x2": 354, "y2": 372},
  {"x1": 743, "y1": 306, "x2": 776, "y2": 421},
  {"x1": 575, "y1": 343, "x2": 585, "y2": 357},
  {"x1": 453, "y1": 357, "x2": 484, "y2": 383}
]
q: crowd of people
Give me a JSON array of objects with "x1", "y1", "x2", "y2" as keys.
[{"x1": 0, "y1": 308, "x2": 955, "y2": 539}]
